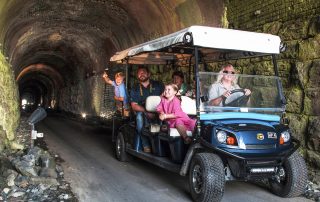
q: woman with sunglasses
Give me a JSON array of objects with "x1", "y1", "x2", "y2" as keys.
[{"x1": 208, "y1": 64, "x2": 251, "y2": 106}]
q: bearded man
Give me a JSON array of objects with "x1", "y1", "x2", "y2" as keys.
[{"x1": 130, "y1": 66, "x2": 164, "y2": 152}]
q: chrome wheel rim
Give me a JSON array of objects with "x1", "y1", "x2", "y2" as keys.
[
  {"x1": 275, "y1": 167, "x2": 286, "y2": 184},
  {"x1": 116, "y1": 135, "x2": 121, "y2": 158},
  {"x1": 192, "y1": 164, "x2": 203, "y2": 194}
]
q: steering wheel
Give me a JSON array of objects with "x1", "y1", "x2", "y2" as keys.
[{"x1": 222, "y1": 89, "x2": 250, "y2": 107}]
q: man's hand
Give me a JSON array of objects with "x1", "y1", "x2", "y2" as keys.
[{"x1": 131, "y1": 103, "x2": 145, "y2": 112}]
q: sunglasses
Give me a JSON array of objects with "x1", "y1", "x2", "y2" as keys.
[{"x1": 223, "y1": 70, "x2": 235, "y2": 74}]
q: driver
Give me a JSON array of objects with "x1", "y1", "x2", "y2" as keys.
[{"x1": 208, "y1": 64, "x2": 251, "y2": 106}]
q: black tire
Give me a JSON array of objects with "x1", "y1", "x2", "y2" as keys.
[
  {"x1": 189, "y1": 153, "x2": 225, "y2": 202},
  {"x1": 269, "y1": 151, "x2": 308, "y2": 197},
  {"x1": 115, "y1": 131, "x2": 129, "y2": 162}
]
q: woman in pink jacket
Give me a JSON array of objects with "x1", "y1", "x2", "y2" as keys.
[{"x1": 156, "y1": 83, "x2": 195, "y2": 144}]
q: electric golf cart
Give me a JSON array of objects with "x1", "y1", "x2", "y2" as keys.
[{"x1": 109, "y1": 26, "x2": 307, "y2": 202}]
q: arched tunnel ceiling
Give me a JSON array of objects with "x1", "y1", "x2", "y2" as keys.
[
  {"x1": 0, "y1": 0, "x2": 224, "y2": 107},
  {"x1": 17, "y1": 64, "x2": 64, "y2": 88}
]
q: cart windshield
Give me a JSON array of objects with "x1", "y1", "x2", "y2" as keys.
[{"x1": 199, "y1": 72, "x2": 285, "y2": 113}]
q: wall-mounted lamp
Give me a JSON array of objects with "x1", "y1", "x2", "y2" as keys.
[{"x1": 81, "y1": 113, "x2": 87, "y2": 119}]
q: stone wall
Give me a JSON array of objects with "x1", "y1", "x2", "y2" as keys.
[
  {"x1": 58, "y1": 74, "x2": 115, "y2": 120},
  {"x1": 227, "y1": 0, "x2": 320, "y2": 168},
  {"x1": 0, "y1": 52, "x2": 20, "y2": 151}
]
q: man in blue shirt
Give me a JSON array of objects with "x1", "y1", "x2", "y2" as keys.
[{"x1": 131, "y1": 66, "x2": 164, "y2": 152}]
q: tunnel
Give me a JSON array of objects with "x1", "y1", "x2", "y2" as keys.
[
  {"x1": 1, "y1": 0, "x2": 320, "y2": 174},
  {"x1": 0, "y1": 1, "x2": 320, "y2": 201},
  {"x1": 0, "y1": 0, "x2": 224, "y2": 121}
]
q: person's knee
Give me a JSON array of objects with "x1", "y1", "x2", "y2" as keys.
[
  {"x1": 136, "y1": 112, "x2": 143, "y2": 120},
  {"x1": 136, "y1": 112, "x2": 144, "y2": 130}
]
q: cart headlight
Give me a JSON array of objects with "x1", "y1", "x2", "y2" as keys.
[
  {"x1": 280, "y1": 130, "x2": 290, "y2": 144},
  {"x1": 216, "y1": 130, "x2": 227, "y2": 143}
]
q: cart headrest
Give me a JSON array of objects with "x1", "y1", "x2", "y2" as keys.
[{"x1": 145, "y1": 96, "x2": 196, "y2": 115}]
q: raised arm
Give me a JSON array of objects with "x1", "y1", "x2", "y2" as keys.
[{"x1": 102, "y1": 73, "x2": 113, "y2": 85}]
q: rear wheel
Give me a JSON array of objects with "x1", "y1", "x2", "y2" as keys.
[
  {"x1": 189, "y1": 153, "x2": 225, "y2": 202},
  {"x1": 269, "y1": 151, "x2": 307, "y2": 197},
  {"x1": 115, "y1": 131, "x2": 129, "y2": 161}
]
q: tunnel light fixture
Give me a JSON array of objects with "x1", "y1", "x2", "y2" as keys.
[
  {"x1": 22, "y1": 99, "x2": 27, "y2": 105},
  {"x1": 81, "y1": 113, "x2": 87, "y2": 119}
]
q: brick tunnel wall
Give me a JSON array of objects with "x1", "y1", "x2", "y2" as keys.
[
  {"x1": 58, "y1": 75, "x2": 114, "y2": 120},
  {"x1": 227, "y1": 0, "x2": 320, "y2": 169}
]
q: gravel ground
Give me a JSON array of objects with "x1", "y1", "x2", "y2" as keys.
[{"x1": 0, "y1": 115, "x2": 78, "y2": 202}]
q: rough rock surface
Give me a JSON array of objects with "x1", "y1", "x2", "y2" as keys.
[{"x1": 0, "y1": 116, "x2": 77, "y2": 201}]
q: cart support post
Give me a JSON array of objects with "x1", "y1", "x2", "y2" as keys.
[{"x1": 194, "y1": 47, "x2": 201, "y2": 138}]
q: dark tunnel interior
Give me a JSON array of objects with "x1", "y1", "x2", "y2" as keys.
[{"x1": 0, "y1": 0, "x2": 224, "y2": 116}]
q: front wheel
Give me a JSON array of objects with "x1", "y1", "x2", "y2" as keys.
[
  {"x1": 189, "y1": 153, "x2": 225, "y2": 202},
  {"x1": 269, "y1": 151, "x2": 307, "y2": 197},
  {"x1": 115, "y1": 131, "x2": 129, "y2": 161}
]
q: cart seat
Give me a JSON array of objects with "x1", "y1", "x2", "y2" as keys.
[{"x1": 145, "y1": 96, "x2": 196, "y2": 134}]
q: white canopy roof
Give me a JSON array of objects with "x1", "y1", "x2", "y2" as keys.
[{"x1": 110, "y1": 26, "x2": 281, "y2": 64}]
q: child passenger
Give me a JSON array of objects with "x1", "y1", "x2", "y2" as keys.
[
  {"x1": 156, "y1": 83, "x2": 195, "y2": 144},
  {"x1": 102, "y1": 72, "x2": 129, "y2": 116}
]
